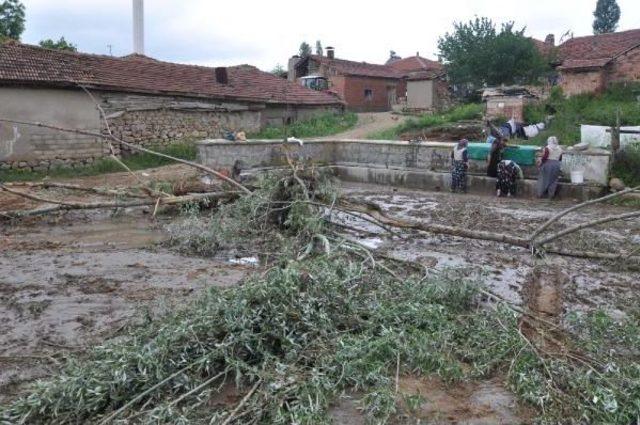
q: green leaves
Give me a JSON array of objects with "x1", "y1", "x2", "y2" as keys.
[
  {"x1": 437, "y1": 17, "x2": 549, "y2": 89},
  {"x1": 0, "y1": 0, "x2": 25, "y2": 40}
]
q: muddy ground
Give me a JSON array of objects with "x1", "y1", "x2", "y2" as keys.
[{"x1": 1, "y1": 171, "x2": 638, "y2": 423}]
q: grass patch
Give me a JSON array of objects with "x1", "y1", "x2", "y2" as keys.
[
  {"x1": 524, "y1": 83, "x2": 640, "y2": 146},
  {"x1": 611, "y1": 142, "x2": 640, "y2": 186},
  {"x1": 250, "y1": 112, "x2": 358, "y2": 139},
  {"x1": 0, "y1": 143, "x2": 197, "y2": 183},
  {"x1": 366, "y1": 104, "x2": 483, "y2": 140}
]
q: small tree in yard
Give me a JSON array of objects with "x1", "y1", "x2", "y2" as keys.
[
  {"x1": 438, "y1": 17, "x2": 548, "y2": 91},
  {"x1": 299, "y1": 41, "x2": 312, "y2": 58},
  {"x1": 593, "y1": 0, "x2": 621, "y2": 34},
  {"x1": 0, "y1": 0, "x2": 25, "y2": 40},
  {"x1": 39, "y1": 36, "x2": 77, "y2": 52},
  {"x1": 315, "y1": 40, "x2": 323, "y2": 56}
]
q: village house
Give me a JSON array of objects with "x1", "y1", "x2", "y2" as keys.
[
  {"x1": 536, "y1": 29, "x2": 640, "y2": 96},
  {"x1": 0, "y1": 41, "x2": 344, "y2": 171},
  {"x1": 555, "y1": 29, "x2": 640, "y2": 96},
  {"x1": 289, "y1": 47, "x2": 403, "y2": 112},
  {"x1": 289, "y1": 49, "x2": 450, "y2": 112},
  {"x1": 387, "y1": 54, "x2": 450, "y2": 111}
]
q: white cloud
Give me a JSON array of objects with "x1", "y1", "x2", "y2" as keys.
[{"x1": 21, "y1": 0, "x2": 640, "y2": 70}]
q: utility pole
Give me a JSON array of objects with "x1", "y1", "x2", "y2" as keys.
[{"x1": 107, "y1": 44, "x2": 113, "y2": 56}]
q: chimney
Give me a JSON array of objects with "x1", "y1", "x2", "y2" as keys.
[
  {"x1": 132, "y1": 0, "x2": 144, "y2": 54},
  {"x1": 545, "y1": 34, "x2": 555, "y2": 46},
  {"x1": 215, "y1": 67, "x2": 228, "y2": 84},
  {"x1": 287, "y1": 55, "x2": 300, "y2": 81},
  {"x1": 326, "y1": 46, "x2": 335, "y2": 59}
]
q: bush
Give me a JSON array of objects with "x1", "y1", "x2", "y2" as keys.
[
  {"x1": 526, "y1": 85, "x2": 640, "y2": 146},
  {"x1": 612, "y1": 143, "x2": 640, "y2": 186}
]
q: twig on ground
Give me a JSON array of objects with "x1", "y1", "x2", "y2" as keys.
[{"x1": 220, "y1": 379, "x2": 262, "y2": 425}]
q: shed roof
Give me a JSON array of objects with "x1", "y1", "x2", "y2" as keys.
[{"x1": 0, "y1": 41, "x2": 343, "y2": 106}]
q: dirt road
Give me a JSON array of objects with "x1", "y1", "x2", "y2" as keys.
[{"x1": 318, "y1": 112, "x2": 407, "y2": 140}]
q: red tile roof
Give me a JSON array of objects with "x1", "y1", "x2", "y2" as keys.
[
  {"x1": 309, "y1": 55, "x2": 403, "y2": 79},
  {"x1": 0, "y1": 41, "x2": 343, "y2": 106},
  {"x1": 388, "y1": 55, "x2": 443, "y2": 75},
  {"x1": 531, "y1": 38, "x2": 555, "y2": 57},
  {"x1": 558, "y1": 29, "x2": 640, "y2": 69}
]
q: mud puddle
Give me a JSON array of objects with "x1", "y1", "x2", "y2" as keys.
[
  {"x1": 340, "y1": 183, "x2": 640, "y2": 314},
  {"x1": 328, "y1": 376, "x2": 533, "y2": 424},
  {"x1": 0, "y1": 211, "x2": 248, "y2": 402}
]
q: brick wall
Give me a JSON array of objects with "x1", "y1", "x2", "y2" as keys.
[
  {"x1": 485, "y1": 97, "x2": 529, "y2": 122},
  {"x1": 340, "y1": 76, "x2": 397, "y2": 112},
  {"x1": 608, "y1": 47, "x2": 640, "y2": 83},
  {"x1": 560, "y1": 69, "x2": 606, "y2": 96}
]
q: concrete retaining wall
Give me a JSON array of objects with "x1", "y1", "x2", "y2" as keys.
[{"x1": 197, "y1": 139, "x2": 611, "y2": 186}]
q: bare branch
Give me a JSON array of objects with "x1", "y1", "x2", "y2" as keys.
[
  {"x1": 0, "y1": 117, "x2": 252, "y2": 194},
  {"x1": 530, "y1": 185, "x2": 640, "y2": 243}
]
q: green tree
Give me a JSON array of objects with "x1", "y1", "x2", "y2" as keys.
[
  {"x1": 39, "y1": 36, "x2": 77, "y2": 52},
  {"x1": 0, "y1": 0, "x2": 25, "y2": 40},
  {"x1": 299, "y1": 42, "x2": 311, "y2": 58},
  {"x1": 593, "y1": 0, "x2": 620, "y2": 34},
  {"x1": 270, "y1": 64, "x2": 286, "y2": 78},
  {"x1": 315, "y1": 40, "x2": 323, "y2": 56},
  {"x1": 437, "y1": 17, "x2": 548, "y2": 89}
]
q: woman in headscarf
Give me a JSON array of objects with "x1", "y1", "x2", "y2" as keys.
[
  {"x1": 450, "y1": 138, "x2": 469, "y2": 193},
  {"x1": 537, "y1": 136, "x2": 563, "y2": 199},
  {"x1": 496, "y1": 160, "x2": 524, "y2": 197},
  {"x1": 487, "y1": 137, "x2": 505, "y2": 179}
]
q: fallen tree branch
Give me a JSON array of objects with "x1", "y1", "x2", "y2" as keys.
[
  {"x1": 530, "y1": 185, "x2": 640, "y2": 243},
  {"x1": 0, "y1": 118, "x2": 251, "y2": 195},
  {"x1": 337, "y1": 200, "x2": 640, "y2": 262},
  {"x1": 3, "y1": 181, "x2": 149, "y2": 198},
  {"x1": 536, "y1": 211, "x2": 640, "y2": 247},
  {"x1": 0, "y1": 186, "x2": 237, "y2": 219}
]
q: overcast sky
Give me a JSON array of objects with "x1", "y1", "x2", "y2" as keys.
[{"x1": 21, "y1": 0, "x2": 640, "y2": 71}]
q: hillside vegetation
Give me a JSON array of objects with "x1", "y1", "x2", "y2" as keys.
[
  {"x1": 524, "y1": 84, "x2": 640, "y2": 146},
  {"x1": 367, "y1": 104, "x2": 483, "y2": 140},
  {"x1": 250, "y1": 112, "x2": 358, "y2": 139}
]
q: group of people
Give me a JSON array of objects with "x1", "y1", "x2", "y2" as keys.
[{"x1": 450, "y1": 137, "x2": 563, "y2": 198}]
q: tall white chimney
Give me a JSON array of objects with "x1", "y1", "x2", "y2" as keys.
[{"x1": 132, "y1": 0, "x2": 144, "y2": 55}]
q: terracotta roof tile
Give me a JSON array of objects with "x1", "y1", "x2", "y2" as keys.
[
  {"x1": 388, "y1": 55, "x2": 443, "y2": 75},
  {"x1": 0, "y1": 41, "x2": 343, "y2": 106},
  {"x1": 558, "y1": 29, "x2": 640, "y2": 67},
  {"x1": 310, "y1": 55, "x2": 402, "y2": 79}
]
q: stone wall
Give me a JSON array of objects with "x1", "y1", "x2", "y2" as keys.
[
  {"x1": 0, "y1": 88, "x2": 337, "y2": 170},
  {"x1": 104, "y1": 109, "x2": 262, "y2": 153},
  {"x1": 196, "y1": 139, "x2": 612, "y2": 185}
]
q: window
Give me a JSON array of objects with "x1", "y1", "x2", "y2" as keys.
[{"x1": 364, "y1": 89, "x2": 373, "y2": 101}]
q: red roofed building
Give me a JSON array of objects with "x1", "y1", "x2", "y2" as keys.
[
  {"x1": 0, "y1": 41, "x2": 344, "y2": 170},
  {"x1": 555, "y1": 29, "x2": 640, "y2": 96},
  {"x1": 387, "y1": 54, "x2": 450, "y2": 111},
  {"x1": 289, "y1": 48, "x2": 450, "y2": 112},
  {"x1": 290, "y1": 47, "x2": 403, "y2": 112}
]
